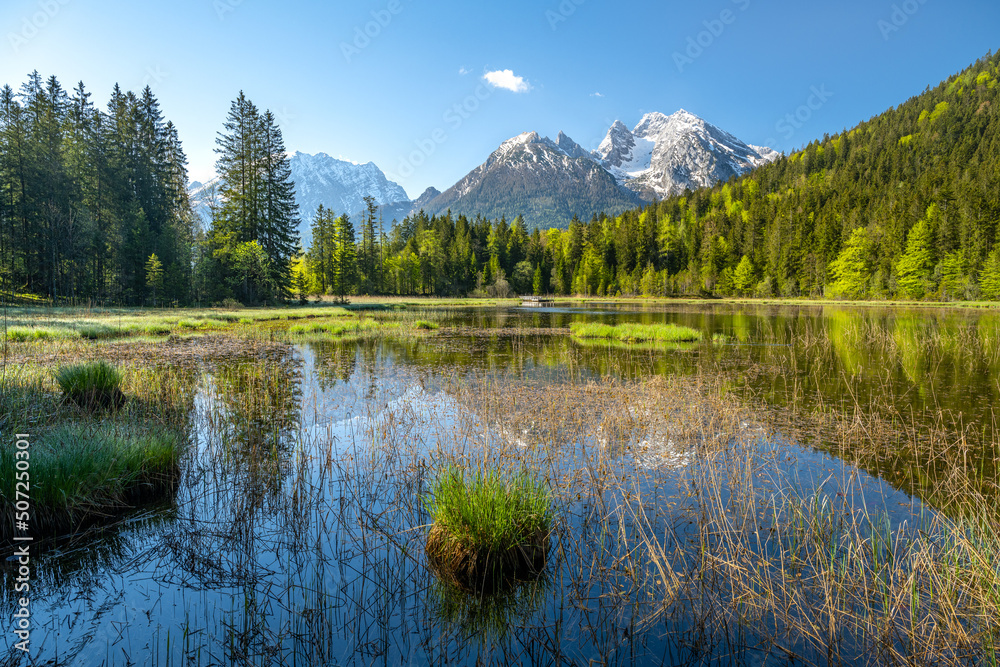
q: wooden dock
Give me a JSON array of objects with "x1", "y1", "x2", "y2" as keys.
[{"x1": 520, "y1": 296, "x2": 554, "y2": 306}]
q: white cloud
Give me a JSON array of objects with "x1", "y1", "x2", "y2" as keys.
[
  {"x1": 483, "y1": 69, "x2": 531, "y2": 93},
  {"x1": 591, "y1": 92, "x2": 604, "y2": 97},
  {"x1": 459, "y1": 67, "x2": 470, "y2": 76}
]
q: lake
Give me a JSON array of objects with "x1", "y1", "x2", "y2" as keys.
[{"x1": 6, "y1": 302, "x2": 1000, "y2": 665}]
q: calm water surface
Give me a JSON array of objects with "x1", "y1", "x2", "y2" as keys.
[{"x1": 4, "y1": 302, "x2": 998, "y2": 665}]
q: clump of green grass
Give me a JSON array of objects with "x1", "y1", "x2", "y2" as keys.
[
  {"x1": 4, "y1": 327, "x2": 33, "y2": 342},
  {"x1": 0, "y1": 424, "x2": 182, "y2": 541},
  {"x1": 424, "y1": 466, "x2": 552, "y2": 589},
  {"x1": 414, "y1": 320, "x2": 440, "y2": 330},
  {"x1": 143, "y1": 323, "x2": 172, "y2": 335},
  {"x1": 78, "y1": 324, "x2": 118, "y2": 340},
  {"x1": 3, "y1": 326, "x2": 61, "y2": 342},
  {"x1": 569, "y1": 322, "x2": 702, "y2": 343},
  {"x1": 54, "y1": 360, "x2": 126, "y2": 412}
]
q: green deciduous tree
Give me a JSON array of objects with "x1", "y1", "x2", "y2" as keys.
[
  {"x1": 828, "y1": 228, "x2": 872, "y2": 299},
  {"x1": 981, "y1": 248, "x2": 1000, "y2": 300},
  {"x1": 895, "y1": 215, "x2": 935, "y2": 299},
  {"x1": 733, "y1": 255, "x2": 755, "y2": 296}
]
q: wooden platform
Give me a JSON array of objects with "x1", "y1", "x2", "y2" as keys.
[{"x1": 520, "y1": 296, "x2": 555, "y2": 306}]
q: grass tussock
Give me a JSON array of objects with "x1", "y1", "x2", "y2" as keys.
[
  {"x1": 54, "y1": 360, "x2": 125, "y2": 411},
  {"x1": 569, "y1": 321, "x2": 702, "y2": 343},
  {"x1": 425, "y1": 466, "x2": 552, "y2": 589},
  {"x1": 0, "y1": 424, "x2": 182, "y2": 541}
]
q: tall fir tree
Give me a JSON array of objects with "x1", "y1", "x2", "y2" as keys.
[{"x1": 210, "y1": 92, "x2": 298, "y2": 303}]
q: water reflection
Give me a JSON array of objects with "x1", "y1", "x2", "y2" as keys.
[{"x1": 10, "y1": 302, "x2": 1000, "y2": 665}]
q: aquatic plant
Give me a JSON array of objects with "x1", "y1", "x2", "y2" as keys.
[
  {"x1": 569, "y1": 322, "x2": 702, "y2": 343},
  {"x1": 0, "y1": 424, "x2": 182, "y2": 541},
  {"x1": 424, "y1": 465, "x2": 552, "y2": 590},
  {"x1": 54, "y1": 360, "x2": 126, "y2": 411},
  {"x1": 414, "y1": 320, "x2": 440, "y2": 330}
]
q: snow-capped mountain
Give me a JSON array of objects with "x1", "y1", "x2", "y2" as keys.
[
  {"x1": 420, "y1": 131, "x2": 643, "y2": 229},
  {"x1": 187, "y1": 152, "x2": 410, "y2": 244},
  {"x1": 593, "y1": 110, "x2": 779, "y2": 200},
  {"x1": 188, "y1": 180, "x2": 217, "y2": 229},
  {"x1": 188, "y1": 111, "x2": 778, "y2": 235},
  {"x1": 289, "y1": 151, "x2": 409, "y2": 227}
]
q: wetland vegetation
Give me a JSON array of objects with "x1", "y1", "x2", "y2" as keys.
[{"x1": 3, "y1": 299, "x2": 1000, "y2": 665}]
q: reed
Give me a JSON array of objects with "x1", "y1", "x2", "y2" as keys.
[{"x1": 569, "y1": 321, "x2": 702, "y2": 343}]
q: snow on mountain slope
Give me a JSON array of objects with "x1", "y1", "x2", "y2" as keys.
[
  {"x1": 421, "y1": 130, "x2": 642, "y2": 229},
  {"x1": 593, "y1": 110, "x2": 779, "y2": 200},
  {"x1": 187, "y1": 152, "x2": 409, "y2": 244}
]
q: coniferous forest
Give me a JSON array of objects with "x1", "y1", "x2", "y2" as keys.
[
  {"x1": 0, "y1": 72, "x2": 194, "y2": 305},
  {"x1": 3, "y1": 51, "x2": 1000, "y2": 305}
]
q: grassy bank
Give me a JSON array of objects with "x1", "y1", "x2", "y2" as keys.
[
  {"x1": 0, "y1": 360, "x2": 196, "y2": 542},
  {"x1": 0, "y1": 301, "x2": 450, "y2": 348},
  {"x1": 1, "y1": 424, "x2": 182, "y2": 542}
]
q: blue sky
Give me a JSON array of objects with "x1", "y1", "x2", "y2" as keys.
[{"x1": 1, "y1": 0, "x2": 998, "y2": 199}]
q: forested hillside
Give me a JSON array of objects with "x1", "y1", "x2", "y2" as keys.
[
  {"x1": 5, "y1": 51, "x2": 1000, "y2": 304},
  {"x1": 312, "y1": 51, "x2": 1000, "y2": 300},
  {"x1": 615, "y1": 50, "x2": 1000, "y2": 299}
]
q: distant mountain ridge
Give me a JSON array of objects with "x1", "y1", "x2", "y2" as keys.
[
  {"x1": 189, "y1": 152, "x2": 411, "y2": 244},
  {"x1": 189, "y1": 110, "x2": 778, "y2": 234},
  {"x1": 413, "y1": 131, "x2": 644, "y2": 228}
]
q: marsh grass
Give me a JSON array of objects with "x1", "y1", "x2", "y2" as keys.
[
  {"x1": 569, "y1": 321, "x2": 702, "y2": 343},
  {"x1": 0, "y1": 423, "x2": 182, "y2": 541},
  {"x1": 424, "y1": 466, "x2": 552, "y2": 589},
  {"x1": 54, "y1": 360, "x2": 126, "y2": 411}
]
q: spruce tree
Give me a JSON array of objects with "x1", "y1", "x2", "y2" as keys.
[
  {"x1": 331, "y1": 213, "x2": 357, "y2": 300},
  {"x1": 211, "y1": 93, "x2": 298, "y2": 302},
  {"x1": 258, "y1": 109, "x2": 299, "y2": 298}
]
